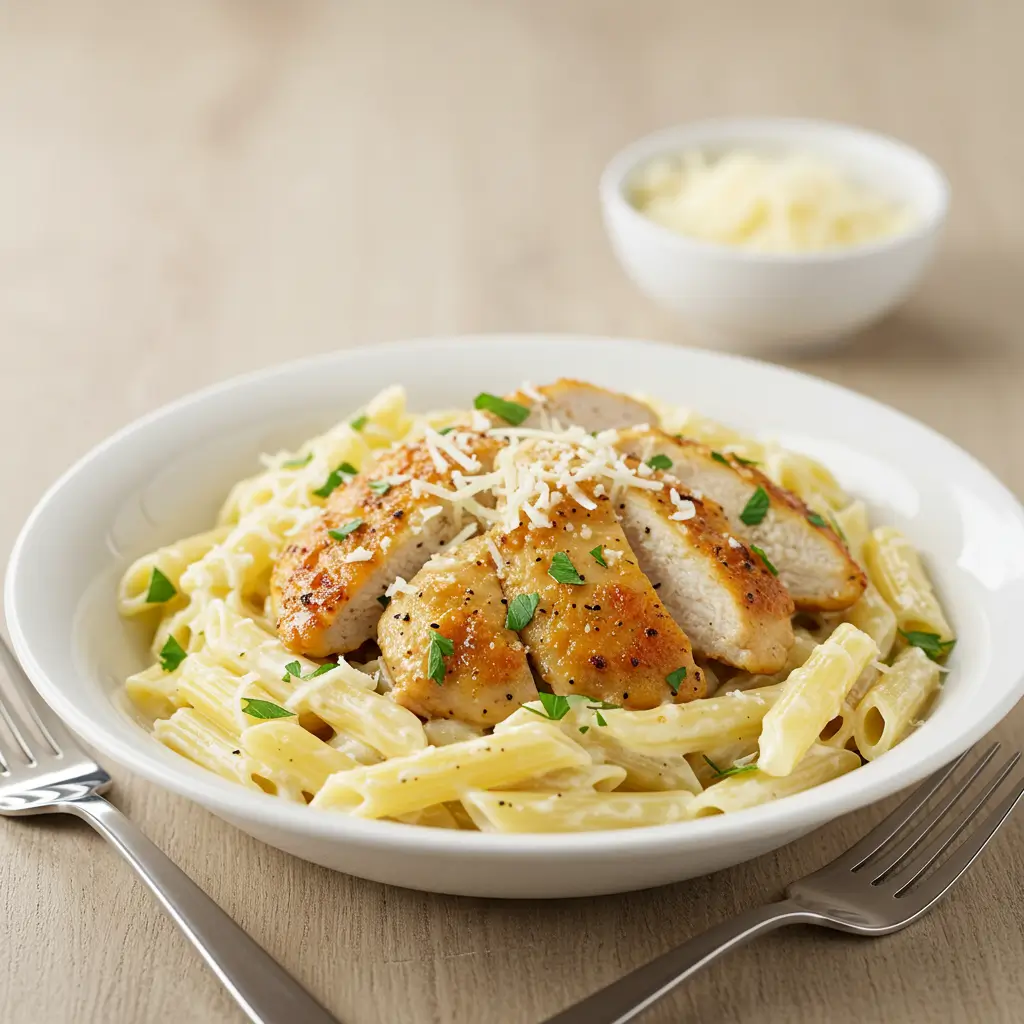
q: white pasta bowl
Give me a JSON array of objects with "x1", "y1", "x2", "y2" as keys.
[
  {"x1": 6, "y1": 335, "x2": 1024, "y2": 899},
  {"x1": 600, "y1": 118, "x2": 949, "y2": 352}
]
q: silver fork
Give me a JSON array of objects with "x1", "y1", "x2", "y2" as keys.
[
  {"x1": 543, "y1": 741, "x2": 1024, "y2": 1024},
  {"x1": 0, "y1": 637, "x2": 339, "y2": 1024}
]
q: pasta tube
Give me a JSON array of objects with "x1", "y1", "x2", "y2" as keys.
[
  {"x1": 241, "y1": 719, "x2": 360, "y2": 795},
  {"x1": 154, "y1": 708, "x2": 257, "y2": 787},
  {"x1": 854, "y1": 646, "x2": 941, "y2": 760},
  {"x1": 758, "y1": 623, "x2": 877, "y2": 777}
]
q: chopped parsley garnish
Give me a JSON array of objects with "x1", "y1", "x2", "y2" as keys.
[
  {"x1": 282, "y1": 453, "x2": 313, "y2": 469},
  {"x1": 750, "y1": 544, "x2": 778, "y2": 576},
  {"x1": 899, "y1": 630, "x2": 956, "y2": 661},
  {"x1": 313, "y1": 461, "x2": 358, "y2": 499},
  {"x1": 368, "y1": 479, "x2": 391, "y2": 496},
  {"x1": 739, "y1": 486, "x2": 770, "y2": 526},
  {"x1": 589, "y1": 545, "x2": 608, "y2": 568},
  {"x1": 646, "y1": 453, "x2": 673, "y2": 471},
  {"x1": 473, "y1": 392, "x2": 531, "y2": 426},
  {"x1": 548, "y1": 551, "x2": 584, "y2": 585},
  {"x1": 241, "y1": 697, "x2": 296, "y2": 720},
  {"x1": 827, "y1": 511, "x2": 847, "y2": 543},
  {"x1": 377, "y1": 594, "x2": 391, "y2": 609},
  {"x1": 733, "y1": 455, "x2": 760, "y2": 467},
  {"x1": 711, "y1": 450, "x2": 730, "y2": 466},
  {"x1": 703, "y1": 755, "x2": 759, "y2": 779},
  {"x1": 145, "y1": 567, "x2": 177, "y2": 604},
  {"x1": 665, "y1": 666, "x2": 687, "y2": 695},
  {"x1": 594, "y1": 711, "x2": 608, "y2": 727},
  {"x1": 505, "y1": 592, "x2": 540, "y2": 631},
  {"x1": 806, "y1": 512, "x2": 828, "y2": 528},
  {"x1": 427, "y1": 630, "x2": 455, "y2": 685},
  {"x1": 350, "y1": 415, "x2": 368, "y2": 431},
  {"x1": 578, "y1": 726, "x2": 590, "y2": 734},
  {"x1": 282, "y1": 661, "x2": 335, "y2": 683},
  {"x1": 158, "y1": 635, "x2": 188, "y2": 672},
  {"x1": 328, "y1": 518, "x2": 364, "y2": 542},
  {"x1": 523, "y1": 692, "x2": 573, "y2": 721},
  {"x1": 437, "y1": 426, "x2": 457, "y2": 435}
]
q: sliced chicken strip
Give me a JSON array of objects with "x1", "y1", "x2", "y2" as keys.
[
  {"x1": 491, "y1": 489, "x2": 705, "y2": 709},
  {"x1": 614, "y1": 464, "x2": 795, "y2": 673},
  {"x1": 272, "y1": 432, "x2": 501, "y2": 657},
  {"x1": 499, "y1": 378, "x2": 657, "y2": 432},
  {"x1": 377, "y1": 537, "x2": 537, "y2": 726},
  {"x1": 617, "y1": 429, "x2": 866, "y2": 611}
]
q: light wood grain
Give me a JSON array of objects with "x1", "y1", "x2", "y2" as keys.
[{"x1": 1, "y1": 1, "x2": 1023, "y2": 1022}]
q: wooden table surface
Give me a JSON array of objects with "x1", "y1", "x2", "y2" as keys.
[{"x1": 1, "y1": 2, "x2": 1022, "y2": 1022}]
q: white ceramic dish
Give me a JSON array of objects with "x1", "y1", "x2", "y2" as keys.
[
  {"x1": 7, "y1": 335, "x2": 1024, "y2": 899},
  {"x1": 600, "y1": 118, "x2": 949, "y2": 352}
]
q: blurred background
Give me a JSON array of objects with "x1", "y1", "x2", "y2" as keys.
[{"x1": 2, "y1": 4, "x2": 1023, "y2": 1020}]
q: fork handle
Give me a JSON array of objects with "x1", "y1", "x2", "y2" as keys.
[
  {"x1": 59, "y1": 793, "x2": 339, "y2": 1024},
  {"x1": 540, "y1": 898, "x2": 822, "y2": 1024}
]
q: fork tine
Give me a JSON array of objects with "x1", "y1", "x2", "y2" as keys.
[
  {"x1": 829, "y1": 747, "x2": 976, "y2": 872},
  {"x1": 0, "y1": 680, "x2": 42, "y2": 767},
  {"x1": 0, "y1": 638, "x2": 67, "y2": 757},
  {"x1": 893, "y1": 763, "x2": 1024, "y2": 911},
  {"x1": 864, "y1": 745, "x2": 1004, "y2": 882},
  {"x1": 887, "y1": 752, "x2": 1022, "y2": 891}
]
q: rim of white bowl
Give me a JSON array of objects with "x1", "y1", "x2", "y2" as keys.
[
  {"x1": 599, "y1": 116, "x2": 951, "y2": 265},
  {"x1": 5, "y1": 334, "x2": 1021, "y2": 860}
]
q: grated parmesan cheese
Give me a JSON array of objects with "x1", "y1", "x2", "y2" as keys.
[{"x1": 342, "y1": 546, "x2": 374, "y2": 563}]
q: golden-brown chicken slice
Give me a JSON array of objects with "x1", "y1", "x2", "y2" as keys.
[
  {"x1": 614, "y1": 464, "x2": 795, "y2": 673},
  {"x1": 491, "y1": 489, "x2": 705, "y2": 709},
  {"x1": 272, "y1": 433, "x2": 500, "y2": 657},
  {"x1": 617, "y1": 429, "x2": 866, "y2": 612},
  {"x1": 377, "y1": 537, "x2": 537, "y2": 726},
  {"x1": 501, "y1": 379, "x2": 657, "y2": 432}
]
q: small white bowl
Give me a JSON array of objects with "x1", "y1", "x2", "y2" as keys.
[
  {"x1": 6, "y1": 336, "x2": 1024, "y2": 899},
  {"x1": 600, "y1": 118, "x2": 949, "y2": 352}
]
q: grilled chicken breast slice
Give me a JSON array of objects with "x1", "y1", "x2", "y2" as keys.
[
  {"x1": 272, "y1": 433, "x2": 500, "y2": 657},
  {"x1": 491, "y1": 490, "x2": 705, "y2": 709},
  {"x1": 615, "y1": 468, "x2": 795, "y2": 673},
  {"x1": 377, "y1": 537, "x2": 537, "y2": 726},
  {"x1": 501, "y1": 379, "x2": 656, "y2": 433},
  {"x1": 617, "y1": 429, "x2": 866, "y2": 611}
]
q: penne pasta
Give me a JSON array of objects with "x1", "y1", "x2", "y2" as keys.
[
  {"x1": 854, "y1": 646, "x2": 941, "y2": 760},
  {"x1": 758, "y1": 623, "x2": 878, "y2": 777},
  {"x1": 241, "y1": 719, "x2": 360, "y2": 795}
]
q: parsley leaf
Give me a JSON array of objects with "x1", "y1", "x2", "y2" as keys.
[
  {"x1": 548, "y1": 551, "x2": 584, "y2": 585},
  {"x1": 711, "y1": 450, "x2": 730, "y2": 465},
  {"x1": 328, "y1": 518, "x2": 364, "y2": 542},
  {"x1": 437, "y1": 426, "x2": 457, "y2": 435},
  {"x1": 145, "y1": 567, "x2": 177, "y2": 604},
  {"x1": 350, "y1": 415, "x2": 368, "y2": 431},
  {"x1": 733, "y1": 455, "x2": 760, "y2": 467},
  {"x1": 750, "y1": 544, "x2": 779, "y2": 576},
  {"x1": 646, "y1": 453, "x2": 673, "y2": 471},
  {"x1": 282, "y1": 661, "x2": 336, "y2": 682},
  {"x1": 578, "y1": 725, "x2": 590, "y2": 734},
  {"x1": 427, "y1": 630, "x2": 455, "y2": 685},
  {"x1": 899, "y1": 630, "x2": 956, "y2": 661},
  {"x1": 473, "y1": 392, "x2": 531, "y2": 426},
  {"x1": 377, "y1": 594, "x2": 391, "y2": 609},
  {"x1": 313, "y1": 461, "x2": 358, "y2": 499},
  {"x1": 522, "y1": 692, "x2": 573, "y2": 721},
  {"x1": 241, "y1": 697, "x2": 296, "y2": 720},
  {"x1": 739, "y1": 486, "x2": 770, "y2": 525},
  {"x1": 282, "y1": 453, "x2": 312, "y2": 469},
  {"x1": 589, "y1": 545, "x2": 608, "y2": 568},
  {"x1": 158, "y1": 635, "x2": 187, "y2": 672},
  {"x1": 594, "y1": 710, "x2": 608, "y2": 727},
  {"x1": 665, "y1": 666, "x2": 687, "y2": 695},
  {"x1": 806, "y1": 512, "x2": 828, "y2": 528},
  {"x1": 505, "y1": 592, "x2": 540, "y2": 631},
  {"x1": 368, "y1": 479, "x2": 391, "y2": 496},
  {"x1": 703, "y1": 755, "x2": 759, "y2": 779}
]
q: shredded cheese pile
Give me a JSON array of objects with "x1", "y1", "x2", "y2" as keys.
[{"x1": 628, "y1": 149, "x2": 912, "y2": 253}]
